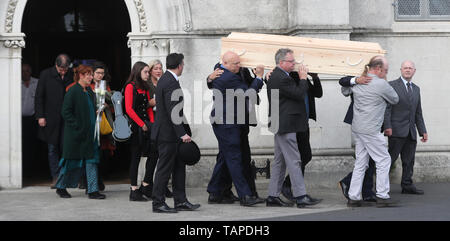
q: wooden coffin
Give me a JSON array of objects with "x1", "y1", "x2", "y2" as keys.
[{"x1": 221, "y1": 32, "x2": 387, "y2": 76}]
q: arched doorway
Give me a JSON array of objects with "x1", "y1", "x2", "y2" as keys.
[{"x1": 20, "y1": 0, "x2": 132, "y2": 186}]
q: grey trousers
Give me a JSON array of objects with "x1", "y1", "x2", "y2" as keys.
[{"x1": 268, "y1": 132, "x2": 307, "y2": 198}]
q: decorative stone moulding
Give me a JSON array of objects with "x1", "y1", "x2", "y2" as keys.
[
  {"x1": 4, "y1": 0, "x2": 19, "y2": 33},
  {"x1": 134, "y1": 0, "x2": 148, "y2": 32},
  {"x1": 221, "y1": 32, "x2": 387, "y2": 76}
]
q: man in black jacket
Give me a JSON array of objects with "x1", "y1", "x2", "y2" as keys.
[
  {"x1": 35, "y1": 54, "x2": 73, "y2": 188},
  {"x1": 280, "y1": 71, "x2": 323, "y2": 201},
  {"x1": 151, "y1": 53, "x2": 200, "y2": 213},
  {"x1": 266, "y1": 48, "x2": 321, "y2": 208}
]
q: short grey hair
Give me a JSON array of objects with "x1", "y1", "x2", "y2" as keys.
[{"x1": 275, "y1": 48, "x2": 294, "y2": 65}]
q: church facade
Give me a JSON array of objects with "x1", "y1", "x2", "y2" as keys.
[{"x1": 1, "y1": 0, "x2": 449, "y2": 188}]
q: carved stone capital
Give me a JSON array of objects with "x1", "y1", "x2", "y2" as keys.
[{"x1": 3, "y1": 39, "x2": 25, "y2": 48}]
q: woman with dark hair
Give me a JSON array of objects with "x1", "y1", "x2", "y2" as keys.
[
  {"x1": 55, "y1": 64, "x2": 105, "y2": 199},
  {"x1": 124, "y1": 61, "x2": 156, "y2": 201}
]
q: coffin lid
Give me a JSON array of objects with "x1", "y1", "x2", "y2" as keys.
[{"x1": 221, "y1": 32, "x2": 387, "y2": 76}]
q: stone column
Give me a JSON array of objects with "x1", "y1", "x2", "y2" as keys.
[{"x1": 0, "y1": 32, "x2": 25, "y2": 189}]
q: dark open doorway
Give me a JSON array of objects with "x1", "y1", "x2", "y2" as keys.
[{"x1": 21, "y1": 0, "x2": 132, "y2": 186}]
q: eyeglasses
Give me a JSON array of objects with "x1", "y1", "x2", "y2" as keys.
[{"x1": 282, "y1": 59, "x2": 296, "y2": 63}]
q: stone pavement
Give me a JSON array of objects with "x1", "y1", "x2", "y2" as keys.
[
  {"x1": 1, "y1": 180, "x2": 448, "y2": 221},
  {"x1": 0, "y1": 179, "x2": 347, "y2": 221}
]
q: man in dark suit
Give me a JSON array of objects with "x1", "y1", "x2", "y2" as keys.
[
  {"x1": 151, "y1": 53, "x2": 200, "y2": 213},
  {"x1": 280, "y1": 71, "x2": 323, "y2": 201},
  {"x1": 207, "y1": 51, "x2": 265, "y2": 206},
  {"x1": 266, "y1": 48, "x2": 321, "y2": 208},
  {"x1": 206, "y1": 65, "x2": 264, "y2": 204},
  {"x1": 384, "y1": 60, "x2": 428, "y2": 195},
  {"x1": 337, "y1": 74, "x2": 377, "y2": 202},
  {"x1": 35, "y1": 54, "x2": 74, "y2": 188}
]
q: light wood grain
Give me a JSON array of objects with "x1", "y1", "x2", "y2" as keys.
[{"x1": 221, "y1": 32, "x2": 387, "y2": 76}]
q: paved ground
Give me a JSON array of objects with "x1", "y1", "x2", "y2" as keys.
[
  {"x1": 0, "y1": 182, "x2": 448, "y2": 221},
  {"x1": 254, "y1": 182, "x2": 450, "y2": 221}
]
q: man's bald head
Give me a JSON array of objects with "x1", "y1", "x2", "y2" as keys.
[
  {"x1": 400, "y1": 60, "x2": 416, "y2": 81},
  {"x1": 222, "y1": 51, "x2": 241, "y2": 74}
]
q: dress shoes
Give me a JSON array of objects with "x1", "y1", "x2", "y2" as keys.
[
  {"x1": 266, "y1": 196, "x2": 294, "y2": 207},
  {"x1": 223, "y1": 191, "x2": 240, "y2": 202},
  {"x1": 362, "y1": 195, "x2": 377, "y2": 203},
  {"x1": 175, "y1": 201, "x2": 201, "y2": 211},
  {"x1": 208, "y1": 194, "x2": 235, "y2": 204},
  {"x1": 376, "y1": 197, "x2": 398, "y2": 208},
  {"x1": 347, "y1": 199, "x2": 362, "y2": 207},
  {"x1": 129, "y1": 188, "x2": 148, "y2": 202},
  {"x1": 153, "y1": 202, "x2": 178, "y2": 213},
  {"x1": 253, "y1": 195, "x2": 266, "y2": 204},
  {"x1": 88, "y1": 191, "x2": 106, "y2": 200},
  {"x1": 240, "y1": 195, "x2": 262, "y2": 207},
  {"x1": 401, "y1": 188, "x2": 424, "y2": 195},
  {"x1": 139, "y1": 184, "x2": 153, "y2": 199},
  {"x1": 338, "y1": 180, "x2": 350, "y2": 200},
  {"x1": 296, "y1": 195, "x2": 322, "y2": 208},
  {"x1": 56, "y1": 189, "x2": 72, "y2": 198}
]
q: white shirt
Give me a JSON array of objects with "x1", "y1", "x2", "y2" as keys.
[
  {"x1": 401, "y1": 76, "x2": 413, "y2": 93},
  {"x1": 21, "y1": 77, "x2": 39, "y2": 117},
  {"x1": 167, "y1": 70, "x2": 179, "y2": 82}
]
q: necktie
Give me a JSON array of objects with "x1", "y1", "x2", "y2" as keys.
[{"x1": 406, "y1": 82, "x2": 413, "y2": 102}]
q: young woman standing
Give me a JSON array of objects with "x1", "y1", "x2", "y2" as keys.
[{"x1": 124, "y1": 61, "x2": 155, "y2": 201}]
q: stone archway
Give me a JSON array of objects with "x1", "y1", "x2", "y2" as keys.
[{"x1": 0, "y1": 0, "x2": 194, "y2": 189}]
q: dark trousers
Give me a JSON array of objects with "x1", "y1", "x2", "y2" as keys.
[
  {"x1": 211, "y1": 125, "x2": 257, "y2": 197},
  {"x1": 207, "y1": 124, "x2": 252, "y2": 198},
  {"x1": 283, "y1": 129, "x2": 312, "y2": 186},
  {"x1": 48, "y1": 143, "x2": 61, "y2": 179},
  {"x1": 129, "y1": 132, "x2": 157, "y2": 187},
  {"x1": 22, "y1": 116, "x2": 38, "y2": 177},
  {"x1": 341, "y1": 158, "x2": 376, "y2": 198},
  {"x1": 152, "y1": 142, "x2": 186, "y2": 205},
  {"x1": 388, "y1": 134, "x2": 417, "y2": 189}
]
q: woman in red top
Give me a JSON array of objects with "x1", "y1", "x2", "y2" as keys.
[{"x1": 123, "y1": 61, "x2": 155, "y2": 201}]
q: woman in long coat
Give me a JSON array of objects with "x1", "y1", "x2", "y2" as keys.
[{"x1": 54, "y1": 64, "x2": 106, "y2": 200}]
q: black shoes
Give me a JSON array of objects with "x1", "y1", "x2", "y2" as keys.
[
  {"x1": 401, "y1": 188, "x2": 424, "y2": 195},
  {"x1": 88, "y1": 191, "x2": 106, "y2": 200},
  {"x1": 296, "y1": 195, "x2": 322, "y2": 208},
  {"x1": 347, "y1": 199, "x2": 362, "y2": 207},
  {"x1": 223, "y1": 191, "x2": 240, "y2": 202},
  {"x1": 139, "y1": 184, "x2": 153, "y2": 199},
  {"x1": 266, "y1": 196, "x2": 294, "y2": 207},
  {"x1": 153, "y1": 202, "x2": 178, "y2": 213},
  {"x1": 363, "y1": 195, "x2": 377, "y2": 203},
  {"x1": 338, "y1": 180, "x2": 350, "y2": 200},
  {"x1": 240, "y1": 195, "x2": 264, "y2": 207},
  {"x1": 56, "y1": 189, "x2": 71, "y2": 198},
  {"x1": 129, "y1": 188, "x2": 148, "y2": 202},
  {"x1": 175, "y1": 201, "x2": 201, "y2": 211},
  {"x1": 376, "y1": 197, "x2": 398, "y2": 208},
  {"x1": 208, "y1": 194, "x2": 235, "y2": 204}
]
